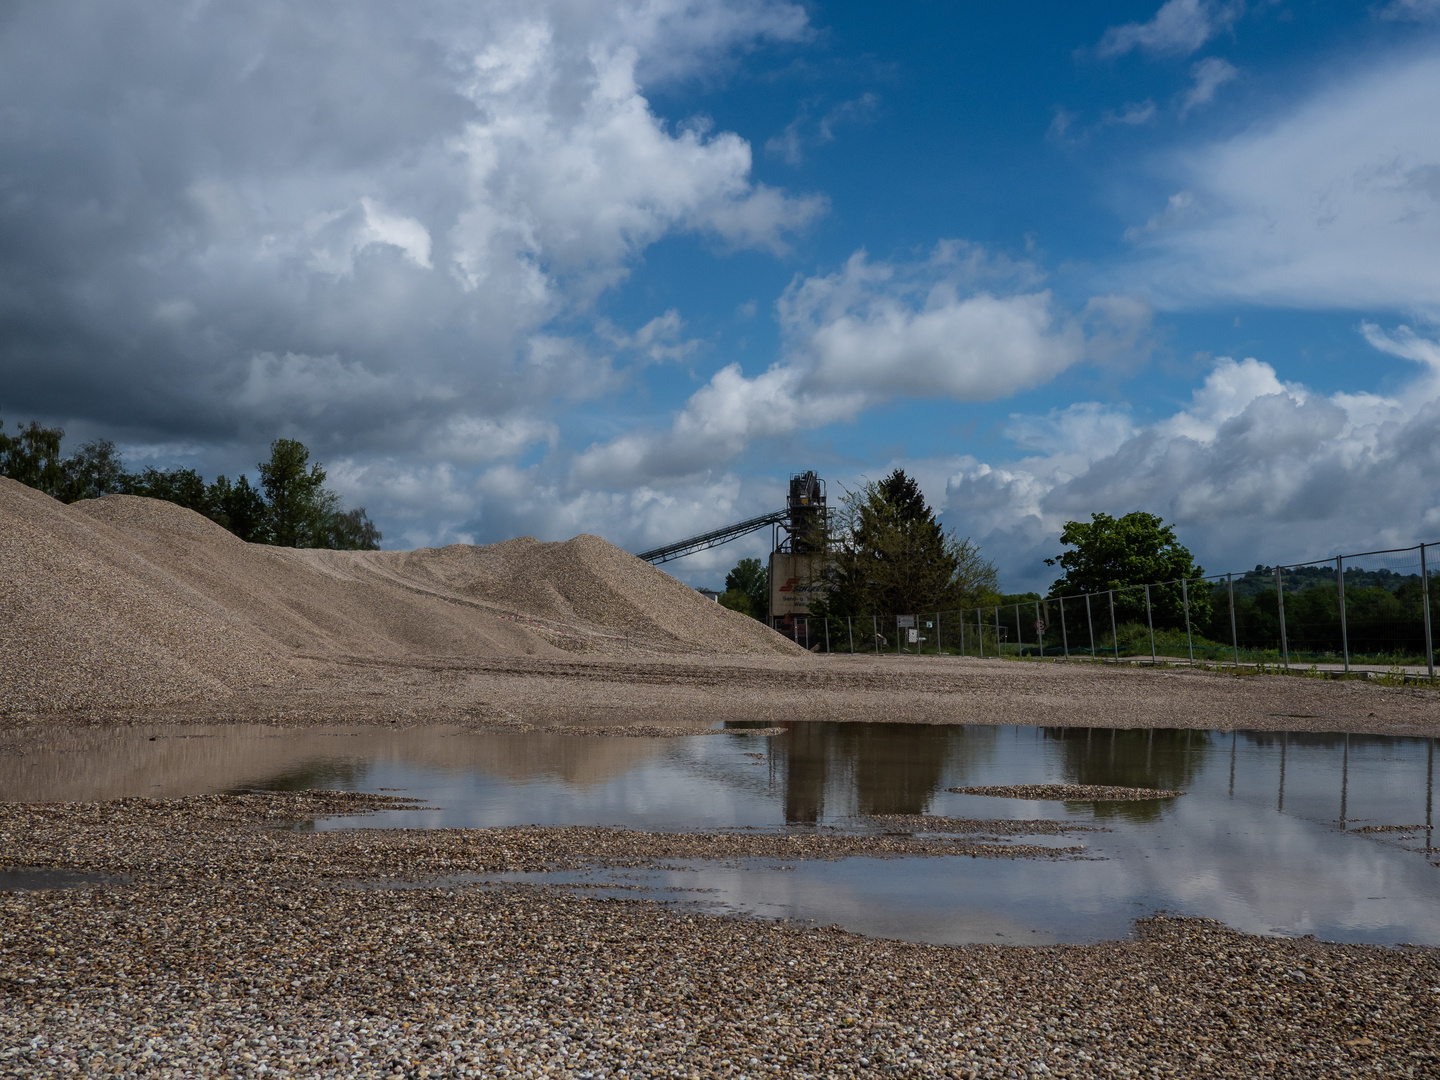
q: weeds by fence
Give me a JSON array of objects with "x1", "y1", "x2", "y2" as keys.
[{"x1": 786, "y1": 541, "x2": 1439, "y2": 680}]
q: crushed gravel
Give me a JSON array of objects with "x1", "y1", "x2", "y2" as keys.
[
  {"x1": 947, "y1": 785, "x2": 1184, "y2": 802},
  {"x1": 862, "y1": 815, "x2": 1107, "y2": 836},
  {"x1": 1, "y1": 793, "x2": 1436, "y2": 1079},
  {"x1": 0, "y1": 794, "x2": 1095, "y2": 880}
]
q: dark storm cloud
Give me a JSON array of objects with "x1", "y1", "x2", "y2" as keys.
[{"x1": 0, "y1": 0, "x2": 817, "y2": 466}]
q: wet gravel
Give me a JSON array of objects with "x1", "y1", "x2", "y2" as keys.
[
  {"x1": 946, "y1": 785, "x2": 1184, "y2": 802},
  {"x1": 3, "y1": 793, "x2": 1438, "y2": 1078},
  {"x1": 862, "y1": 815, "x2": 1107, "y2": 836},
  {"x1": 0, "y1": 794, "x2": 1092, "y2": 881}
]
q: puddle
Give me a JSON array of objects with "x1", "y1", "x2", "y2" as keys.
[
  {"x1": 0, "y1": 867, "x2": 128, "y2": 891},
  {"x1": 2, "y1": 723, "x2": 1436, "y2": 945}
]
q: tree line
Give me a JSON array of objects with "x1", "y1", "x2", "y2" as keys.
[
  {"x1": 0, "y1": 414, "x2": 380, "y2": 550},
  {"x1": 715, "y1": 478, "x2": 1436, "y2": 662}
]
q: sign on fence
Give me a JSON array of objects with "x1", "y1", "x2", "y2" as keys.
[{"x1": 896, "y1": 615, "x2": 916, "y2": 628}]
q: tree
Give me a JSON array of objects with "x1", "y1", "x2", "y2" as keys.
[
  {"x1": 258, "y1": 439, "x2": 331, "y2": 547},
  {"x1": 819, "y1": 469, "x2": 998, "y2": 617},
  {"x1": 316, "y1": 506, "x2": 382, "y2": 551},
  {"x1": 207, "y1": 475, "x2": 272, "y2": 543},
  {"x1": 127, "y1": 466, "x2": 211, "y2": 513},
  {"x1": 1045, "y1": 511, "x2": 1210, "y2": 630},
  {"x1": 256, "y1": 440, "x2": 381, "y2": 550},
  {"x1": 720, "y1": 557, "x2": 769, "y2": 621},
  {"x1": 59, "y1": 439, "x2": 131, "y2": 502},
  {"x1": 3, "y1": 414, "x2": 379, "y2": 550},
  {"x1": 0, "y1": 416, "x2": 66, "y2": 496}
]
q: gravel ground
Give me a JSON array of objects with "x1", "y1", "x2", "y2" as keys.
[
  {"x1": 0, "y1": 794, "x2": 1096, "y2": 882},
  {"x1": 2, "y1": 794, "x2": 1437, "y2": 1079},
  {"x1": 945, "y1": 786, "x2": 1184, "y2": 802},
  {"x1": 4, "y1": 653, "x2": 1439, "y2": 740}
]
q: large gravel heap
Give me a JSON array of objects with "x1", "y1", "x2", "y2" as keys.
[{"x1": 0, "y1": 479, "x2": 798, "y2": 712}]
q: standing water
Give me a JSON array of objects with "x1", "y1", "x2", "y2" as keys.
[{"x1": 3, "y1": 722, "x2": 1436, "y2": 946}]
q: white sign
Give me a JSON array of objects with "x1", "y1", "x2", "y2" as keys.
[
  {"x1": 768, "y1": 552, "x2": 831, "y2": 619},
  {"x1": 907, "y1": 629, "x2": 919, "y2": 643},
  {"x1": 896, "y1": 615, "x2": 916, "y2": 628}
]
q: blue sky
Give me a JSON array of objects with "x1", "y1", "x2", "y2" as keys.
[{"x1": 2, "y1": 0, "x2": 1439, "y2": 591}]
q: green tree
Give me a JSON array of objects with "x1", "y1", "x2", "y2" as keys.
[
  {"x1": 256, "y1": 440, "x2": 381, "y2": 550},
  {"x1": 206, "y1": 475, "x2": 272, "y2": 543},
  {"x1": 4, "y1": 415, "x2": 379, "y2": 550},
  {"x1": 819, "y1": 469, "x2": 998, "y2": 617},
  {"x1": 127, "y1": 466, "x2": 211, "y2": 513},
  {"x1": 258, "y1": 439, "x2": 331, "y2": 547},
  {"x1": 0, "y1": 416, "x2": 66, "y2": 495},
  {"x1": 316, "y1": 505, "x2": 382, "y2": 551},
  {"x1": 721, "y1": 557, "x2": 769, "y2": 621},
  {"x1": 59, "y1": 439, "x2": 132, "y2": 501},
  {"x1": 1045, "y1": 512, "x2": 1210, "y2": 630}
]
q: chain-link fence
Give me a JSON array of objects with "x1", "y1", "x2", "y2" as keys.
[{"x1": 790, "y1": 541, "x2": 1439, "y2": 679}]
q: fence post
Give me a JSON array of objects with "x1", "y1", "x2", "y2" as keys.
[
  {"x1": 1144, "y1": 584, "x2": 1157, "y2": 665},
  {"x1": 1034, "y1": 599, "x2": 1044, "y2": 658},
  {"x1": 1276, "y1": 567, "x2": 1290, "y2": 669},
  {"x1": 1182, "y1": 577, "x2": 1194, "y2": 665},
  {"x1": 1015, "y1": 604, "x2": 1023, "y2": 656},
  {"x1": 936, "y1": 611, "x2": 942, "y2": 655},
  {"x1": 1228, "y1": 573, "x2": 1239, "y2": 668},
  {"x1": 824, "y1": 617, "x2": 830, "y2": 654},
  {"x1": 1336, "y1": 557, "x2": 1348, "y2": 674},
  {"x1": 1109, "y1": 590, "x2": 1119, "y2": 661},
  {"x1": 1060, "y1": 596, "x2": 1069, "y2": 659},
  {"x1": 873, "y1": 615, "x2": 878, "y2": 654},
  {"x1": 897, "y1": 616, "x2": 902, "y2": 656},
  {"x1": 977, "y1": 608, "x2": 984, "y2": 658},
  {"x1": 1422, "y1": 543, "x2": 1434, "y2": 682},
  {"x1": 805, "y1": 617, "x2": 810, "y2": 652},
  {"x1": 995, "y1": 606, "x2": 1002, "y2": 658},
  {"x1": 1085, "y1": 593, "x2": 1095, "y2": 659}
]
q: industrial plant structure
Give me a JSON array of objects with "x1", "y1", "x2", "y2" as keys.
[{"x1": 637, "y1": 471, "x2": 830, "y2": 636}]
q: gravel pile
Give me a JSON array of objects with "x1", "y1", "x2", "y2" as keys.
[
  {"x1": 0, "y1": 480, "x2": 798, "y2": 715},
  {"x1": 1, "y1": 793, "x2": 1436, "y2": 1079},
  {"x1": 947, "y1": 785, "x2": 1185, "y2": 801}
]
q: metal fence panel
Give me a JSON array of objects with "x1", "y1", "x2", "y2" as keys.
[{"x1": 821, "y1": 540, "x2": 1436, "y2": 677}]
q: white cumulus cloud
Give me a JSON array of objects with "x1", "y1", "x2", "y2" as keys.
[
  {"x1": 943, "y1": 328, "x2": 1440, "y2": 591},
  {"x1": 1096, "y1": 0, "x2": 1239, "y2": 59},
  {"x1": 1122, "y1": 50, "x2": 1440, "y2": 315},
  {"x1": 0, "y1": 0, "x2": 822, "y2": 461},
  {"x1": 569, "y1": 243, "x2": 1152, "y2": 489},
  {"x1": 1181, "y1": 57, "x2": 1239, "y2": 114}
]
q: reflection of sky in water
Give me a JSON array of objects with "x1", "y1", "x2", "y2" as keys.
[
  {"x1": 6, "y1": 723, "x2": 1437, "y2": 946},
  {"x1": 313, "y1": 724, "x2": 1439, "y2": 947}
]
